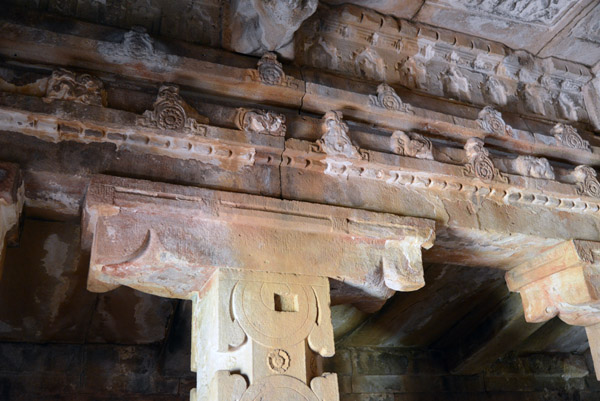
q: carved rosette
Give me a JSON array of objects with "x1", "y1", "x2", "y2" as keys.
[
  {"x1": 463, "y1": 138, "x2": 507, "y2": 183},
  {"x1": 477, "y1": 106, "x2": 512, "y2": 136},
  {"x1": 390, "y1": 131, "x2": 433, "y2": 160},
  {"x1": 574, "y1": 166, "x2": 600, "y2": 198},
  {"x1": 44, "y1": 69, "x2": 105, "y2": 106},
  {"x1": 247, "y1": 52, "x2": 300, "y2": 89},
  {"x1": 137, "y1": 84, "x2": 207, "y2": 133},
  {"x1": 316, "y1": 111, "x2": 362, "y2": 160},
  {"x1": 236, "y1": 108, "x2": 286, "y2": 136},
  {"x1": 258, "y1": 52, "x2": 284, "y2": 85},
  {"x1": 369, "y1": 83, "x2": 413, "y2": 114},
  {"x1": 551, "y1": 124, "x2": 591, "y2": 152}
]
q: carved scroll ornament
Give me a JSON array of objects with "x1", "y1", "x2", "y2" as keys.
[
  {"x1": 390, "y1": 131, "x2": 433, "y2": 160},
  {"x1": 137, "y1": 84, "x2": 207, "y2": 133},
  {"x1": 463, "y1": 138, "x2": 507, "y2": 183},
  {"x1": 316, "y1": 111, "x2": 363, "y2": 159},
  {"x1": 574, "y1": 166, "x2": 600, "y2": 198},
  {"x1": 551, "y1": 123, "x2": 591, "y2": 152},
  {"x1": 44, "y1": 69, "x2": 105, "y2": 106},
  {"x1": 236, "y1": 108, "x2": 286, "y2": 136},
  {"x1": 369, "y1": 83, "x2": 413, "y2": 114},
  {"x1": 477, "y1": 106, "x2": 513, "y2": 137}
]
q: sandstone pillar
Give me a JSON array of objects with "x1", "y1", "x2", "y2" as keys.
[
  {"x1": 0, "y1": 162, "x2": 23, "y2": 277},
  {"x1": 506, "y1": 240, "x2": 600, "y2": 379},
  {"x1": 82, "y1": 175, "x2": 435, "y2": 400}
]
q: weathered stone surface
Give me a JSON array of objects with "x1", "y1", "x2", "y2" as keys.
[
  {"x1": 0, "y1": 162, "x2": 22, "y2": 277},
  {"x1": 506, "y1": 240, "x2": 600, "y2": 379},
  {"x1": 83, "y1": 175, "x2": 434, "y2": 307},
  {"x1": 224, "y1": 0, "x2": 318, "y2": 57}
]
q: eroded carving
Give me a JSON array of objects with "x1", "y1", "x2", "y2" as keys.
[
  {"x1": 236, "y1": 108, "x2": 286, "y2": 136},
  {"x1": 122, "y1": 26, "x2": 154, "y2": 58},
  {"x1": 369, "y1": 83, "x2": 413, "y2": 114},
  {"x1": 226, "y1": 0, "x2": 318, "y2": 56},
  {"x1": 316, "y1": 111, "x2": 362, "y2": 159},
  {"x1": 459, "y1": 0, "x2": 576, "y2": 25},
  {"x1": 396, "y1": 57, "x2": 426, "y2": 89},
  {"x1": 136, "y1": 84, "x2": 207, "y2": 133},
  {"x1": 477, "y1": 106, "x2": 513, "y2": 136},
  {"x1": 464, "y1": 138, "x2": 507, "y2": 182},
  {"x1": 551, "y1": 123, "x2": 590, "y2": 152},
  {"x1": 514, "y1": 156, "x2": 555, "y2": 180},
  {"x1": 481, "y1": 76, "x2": 508, "y2": 106},
  {"x1": 354, "y1": 48, "x2": 386, "y2": 81},
  {"x1": 575, "y1": 166, "x2": 600, "y2": 198},
  {"x1": 390, "y1": 131, "x2": 433, "y2": 160},
  {"x1": 44, "y1": 69, "x2": 105, "y2": 106},
  {"x1": 442, "y1": 66, "x2": 471, "y2": 101}
]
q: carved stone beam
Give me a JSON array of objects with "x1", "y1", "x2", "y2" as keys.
[
  {"x1": 0, "y1": 162, "x2": 23, "y2": 278},
  {"x1": 506, "y1": 240, "x2": 600, "y2": 379},
  {"x1": 82, "y1": 175, "x2": 434, "y2": 400}
]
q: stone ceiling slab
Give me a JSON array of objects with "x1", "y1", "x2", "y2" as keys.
[
  {"x1": 539, "y1": 2, "x2": 600, "y2": 67},
  {"x1": 415, "y1": 0, "x2": 596, "y2": 55}
]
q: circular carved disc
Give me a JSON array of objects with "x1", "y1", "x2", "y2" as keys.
[{"x1": 232, "y1": 280, "x2": 316, "y2": 348}]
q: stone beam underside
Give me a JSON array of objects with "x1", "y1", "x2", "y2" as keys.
[{"x1": 81, "y1": 175, "x2": 435, "y2": 400}]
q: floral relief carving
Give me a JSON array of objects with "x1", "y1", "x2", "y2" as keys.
[
  {"x1": 369, "y1": 83, "x2": 413, "y2": 114},
  {"x1": 463, "y1": 138, "x2": 507, "y2": 182},
  {"x1": 390, "y1": 131, "x2": 433, "y2": 160},
  {"x1": 247, "y1": 52, "x2": 299, "y2": 88},
  {"x1": 477, "y1": 106, "x2": 513, "y2": 137},
  {"x1": 551, "y1": 123, "x2": 590, "y2": 152},
  {"x1": 574, "y1": 166, "x2": 600, "y2": 198},
  {"x1": 136, "y1": 84, "x2": 208, "y2": 133},
  {"x1": 236, "y1": 108, "x2": 286, "y2": 136},
  {"x1": 267, "y1": 349, "x2": 290, "y2": 374},
  {"x1": 316, "y1": 111, "x2": 362, "y2": 159},
  {"x1": 44, "y1": 69, "x2": 105, "y2": 106},
  {"x1": 514, "y1": 156, "x2": 555, "y2": 180}
]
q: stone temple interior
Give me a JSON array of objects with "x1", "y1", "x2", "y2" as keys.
[{"x1": 2, "y1": 1, "x2": 600, "y2": 400}]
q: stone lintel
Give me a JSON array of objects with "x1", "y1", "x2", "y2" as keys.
[
  {"x1": 0, "y1": 162, "x2": 23, "y2": 277},
  {"x1": 506, "y1": 240, "x2": 600, "y2": 379},
  {"x1": 82, "y1": 175, "x2": 435, "y2": 311}
]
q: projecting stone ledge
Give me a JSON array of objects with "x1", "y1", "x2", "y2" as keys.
[
  {"x1": 82, "y1": 174, "x2": 434, "y2": 310},
  {"x1": 0, "y1": 162, "x2": 23, "y2": 278},
  {"x1": 81, "y1": 174, "x2": 434, "y2": 401},
  {"x1": 506, "y1": 240, "x2": 600, "y2": 380}
]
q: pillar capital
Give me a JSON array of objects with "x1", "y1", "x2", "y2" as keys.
[
  {"x1": 0, "y1": 162, "x2": 23, "y2": 277},
  {"x1": 82, "y1": 174, "x2": 435, "y2": 400},
  {"x1": 82, "y1": 174, "x2": 435, "y2": 310},
  {"x1": 506, "y1": 240, "x2": 600, "y2": 378}
]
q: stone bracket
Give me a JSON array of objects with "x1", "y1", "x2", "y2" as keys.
[
  {"x1": 82, "y1": 174, "x2": 435, "y2": 310},
  {"x1": 506, "y1": 240, "x2": 600, "y2": 379}
]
